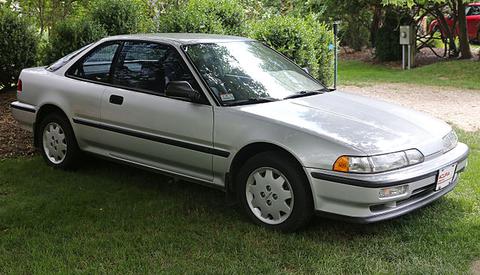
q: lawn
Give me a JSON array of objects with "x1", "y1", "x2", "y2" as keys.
[
  {"x1": 0, "y1": 129, "x2": 479, "y2": 274},
  {"x1": 2, "y1": 58, "x2": 480, "y2": 273},
  {"x1": 339, "y1": 59, "x2": 480, "y2": 90}
]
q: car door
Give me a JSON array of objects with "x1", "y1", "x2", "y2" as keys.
[
  {"x1": 65, "y1": 41, "x2": 121, "y2": 150},
  {"x1": 99, "y1": 41, "x2": 215, "y2": 181},
  {"x1": 466, "y1": 5, "x2": 480, "y2": 39}
]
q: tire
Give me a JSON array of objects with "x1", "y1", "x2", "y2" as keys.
[
  {"x1": 37, "y1": 112, "x2": 80, "y2": 169},
  {"x1": 236, "y1": 151, "x2": 313, "y2": 232}
]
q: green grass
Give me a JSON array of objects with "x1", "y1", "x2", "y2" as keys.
[
  {"x1": 0, "y1": 130, "x2": 479, "y2": 274},
  {"x1": 339, "y1": 59, "x2": 480, "y2": 90}
]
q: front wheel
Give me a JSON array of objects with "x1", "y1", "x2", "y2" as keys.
[
  {"x1": 236, "y1": 151, "x2": 313, "y2": 232},
  {"x1": 37, "y1": 113, "x2": 80, "y2": 169}
]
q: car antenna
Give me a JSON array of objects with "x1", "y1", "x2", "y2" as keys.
[{"x1": 329, "y1": 20, "x2": 341, "y2": 92}]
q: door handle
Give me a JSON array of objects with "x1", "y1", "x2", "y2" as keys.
[{"x1": 109, "y1": 94, "x2": 123, "y2": 105}]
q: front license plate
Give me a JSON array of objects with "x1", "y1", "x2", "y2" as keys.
[{"x1": 436, "y1": 163, "x2": 457, "y2": 191}]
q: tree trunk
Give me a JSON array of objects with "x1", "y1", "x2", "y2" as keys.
[
  {"x1": 370, "y1": 4, "x2": 382, "y2": 47},
  {"x1": 434, "y1": 8, "x2": 458, "y2": 57},
  {"x1": 457, "y1": 0, "x2": 473, "y2": 59}
]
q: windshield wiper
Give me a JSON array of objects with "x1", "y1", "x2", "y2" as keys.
[
  {"x1": 223, "y1": 97, "x2": 279, "y2": 106},
  {"x1": 283, "y1": 89, "x2": 327, "y2": 100}
]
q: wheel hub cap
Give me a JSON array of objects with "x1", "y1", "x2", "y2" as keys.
[
  {"x1": 245, "y1": 167, "x2": 294, "y2": 225},
  {"x1": 42, "y1": 122, "x2": 67, "y2": 164}
]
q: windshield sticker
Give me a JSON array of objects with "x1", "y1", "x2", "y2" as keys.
[{"x1": 220, "y1": 93, "x2": 235, "y2": 101}]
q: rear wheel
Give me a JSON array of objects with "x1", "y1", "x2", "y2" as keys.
[
  {"x1": 236, "y1": 151, "x2": 313, "y2": 232},
  {"x1": 37, "y1": 113, "x2": 80, "y2": 169}
]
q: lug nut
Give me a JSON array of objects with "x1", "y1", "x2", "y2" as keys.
[
  {"x1": 260, "y1": 192, "x2": 265, "y2": 197},
  {"x1": 273, "y1": 194, "x2": 278, "y2": 200},
  {"x1": 267, "y1": 200, "x2": 272, "y2": 205},
  {"x1": 266, "y1": 185, "x2": 271, "y2": 191}
]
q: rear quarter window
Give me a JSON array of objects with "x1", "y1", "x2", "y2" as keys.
[{"x1": 46, "y1": 44, "x2": 93, "y2": 72}]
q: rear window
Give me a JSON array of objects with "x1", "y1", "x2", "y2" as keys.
[{"x1": 46, "y1": 44, "x2": 93, "y2": 72}]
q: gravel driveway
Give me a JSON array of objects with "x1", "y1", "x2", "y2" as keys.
[{"x1": 341, "y1": 83, "x2": 480, "y2": 132}]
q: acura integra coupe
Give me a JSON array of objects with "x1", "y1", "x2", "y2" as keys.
[{"x1": 11, "y1": 34, "x2": 469, "y2": 232}]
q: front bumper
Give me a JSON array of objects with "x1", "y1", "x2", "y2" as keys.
[{"x1": 306, "y1": 142, "x2": 469, "y2": 223}]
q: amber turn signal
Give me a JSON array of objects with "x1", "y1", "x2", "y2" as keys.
[{"x1": 333, "y1": 156, "x2": 349, "y2": 172}]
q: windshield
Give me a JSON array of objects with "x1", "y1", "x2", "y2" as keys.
[
  {"x1": 183, "y1": 41, "x2": 325, "y2": 105},
  {"x1": 46, "y1": 43, "x2": 93, "y2": 72},
  {"x1": 466, "y1": 6, "x2": 472, "y2": 15}
]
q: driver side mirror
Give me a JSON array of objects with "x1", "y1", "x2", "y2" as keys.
[{"x1": 165, "y1": 81, "x2": 204, "y2": 103}]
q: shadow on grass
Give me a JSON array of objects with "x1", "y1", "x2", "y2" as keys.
[
  {"x1": 72, "y1": 154, "x2": 469, "y2": 238},
  {"x1": 1, "y1": 153, "x2": 478, "y2": 273}
]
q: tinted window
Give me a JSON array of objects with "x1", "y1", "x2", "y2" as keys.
[
  {"x1": 468, "y1": 6, "x2": 480, "y2": 16},
  {"x1": 112, "y1": 41, "x2": 198, "y2": 94},
  {"x1": 47, "y1": 43, "x2": 92, "y2": 72},
  {"x1": 184, "y1": 41, "x2": 324, "y2": 105},
  {"x1": 68, "y1": 43, "x2": 119, "y2": 83}
]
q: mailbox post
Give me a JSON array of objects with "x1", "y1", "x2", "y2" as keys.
[{"x1": 400, "y1": 25, "x2": 415, "y2": 69}]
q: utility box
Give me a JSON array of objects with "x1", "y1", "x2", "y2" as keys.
[
  {"x1": 400, "y1": 25, "x2": 416, "y2": 69},
  {"x1": 400, "y1": 25, "x2": 415, "y2": 45}
]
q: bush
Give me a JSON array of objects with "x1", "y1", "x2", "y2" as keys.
[
  {"x1": 0, "y1": 9, "x2": 38, "y2": 90},
  {"x1": 339, "y1": 16, "x2": 371, "y2": 51},
  {"x1": 250, "y1": 15, "x2": 334, "y2": 86},
  {"x1": 375, "y1": 9, "x2": 413, "y2": 62},
  {"x1": 90, "y1": 0, "x2": 153, "y2": 35},
  {"x1": 157, "y1": 0, "x2": 245, "y2": 35},
  {"x1": 44, "y1": 18, "x2": 106, "y2": 64},
  {"x1": 43, "y1": 0, "x2": 152, "y2": 64}
]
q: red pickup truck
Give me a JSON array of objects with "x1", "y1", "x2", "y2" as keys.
[{"x1": 429, "y1": 2, "x2": 480, "y2": 42}]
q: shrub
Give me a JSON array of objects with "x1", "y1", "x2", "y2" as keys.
[
  {"x1": 375, "y1": 9, "x2": 413, "y2": 62},
  {"x1": 339, "y1": 16, "x2": 371, "y2": 51},
  {"x1": 250, "y1": 15, "x2": 334, "y2": 86},
  {"x1": 89, "y1": 0, "x2": 152, "y2": 35},
  {"x1": 43, "y1": 0, "x2": 152, "y2": 64},
  {"x1": 157, "y1": 0, "x2": 245, "y2": 35},
  {"x1": 44, "y1": 18, "x2": 106, "y2": 64},
  {"x1": 0, "y1": 9, "x2": 38, "y2": 90}
]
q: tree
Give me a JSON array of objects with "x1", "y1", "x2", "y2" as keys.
[
  {"x1": 456, "y1": 0, "x2": 472, "y2": 59},
  {"x1": 384, "y1": 0, "x2": 473, "y2": 59},
  {"x1": 308, "y1": 0, "x2": 383, "y2": 50}
]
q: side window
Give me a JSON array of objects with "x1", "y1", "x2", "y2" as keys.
[
  {"x1": 471, "y1": 6, "x2": 480, "y2": 16},
  {"x1": 68, "y1": 43, "x2": 119, "y2": 83},
  {"x1": 112, "y1": 41, "x2": 199, "y2": 94}
]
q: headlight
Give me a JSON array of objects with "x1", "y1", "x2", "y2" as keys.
[
  {"x1": 333, "y1": 149, "x2": 424, "y2": 173},
  {"x1": 442, "y1": 130, "x2": 458, "y2": 153}
]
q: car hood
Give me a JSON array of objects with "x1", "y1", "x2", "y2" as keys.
[{"x1": 238, "y1": 91, "x2": 451, "y2": 156}]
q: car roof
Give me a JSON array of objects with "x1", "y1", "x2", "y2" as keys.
[
  {"x1": 468, "y1": 2, "x2": 480, "y2": 5},
  {"x1": 102, "y1": 33, "x2": 255, "y2": 46}
]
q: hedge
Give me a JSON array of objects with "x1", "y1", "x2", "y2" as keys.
[
  {"x1": 44, "y1": 18, "x2": 106, "y2": 64},
  {"x1": 250, "y1": 15, "x2": 334, "y2": 86},
  {"x1": 157, "y1": 0, "x2": 245, "y2": 35},
  {"x1": 90, "y1": 0, "x2": 153, "y2": 36},
  {"x1": 43, "y1": 0, "x2": 152, "y2": 64},
  {"x1": 0, "y1": 8, "x2": 38, "y2": 89}
]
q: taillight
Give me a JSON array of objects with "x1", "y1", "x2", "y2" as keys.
[{"x1": 17, "y1": 79, "x2": 22, "y2": 93}]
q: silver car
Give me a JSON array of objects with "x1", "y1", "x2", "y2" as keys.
[{"x1": 11, "y1": 34, "x2": 469, "y2": 232}]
